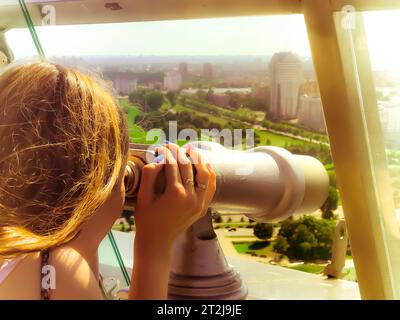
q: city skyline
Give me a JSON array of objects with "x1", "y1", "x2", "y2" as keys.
[{"x1": 5, "y1": 12, "x2": 400, "y2": 72}]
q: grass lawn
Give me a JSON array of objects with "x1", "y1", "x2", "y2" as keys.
[
  {"x1": 121, "y1": 98, "x2": 319, "y2": 150},
  {"x1": 288, "y1": 264, "x2": 325, "y2": 274},
  {"x1": 233, "y1": 107, "x2": 258, "y2": 120},
  {"x1": 173, "y1": 104, "x2": 238, "y2": 127},
  {"x1": 224, "y1": 235, "x2": 257, "y2": 238},
  {"x1": 289, "y1": 262, "x2": 357, "y2": 282},
  {"x1": 214, "y1": 222, "x2": 250, "y2": 228},
  {"x1": 119, "y1": 99, "x2": 147, "y2": 142},
  {"x1": 174, "y1": 104, "x2": 313, "y2": 148},
  {"x1": 233, "y1": 241, "x2": 274, "y2": 257},
  {"x1": 119, "y1": 98, "x2": 173, "y2": 144},
  {"x1": 231, "y1": 240, "x2": 358, "y2": 282},
  {"x1": 255, "y1": 129, "x2": 310, "y2": 148},
  {"x1": 342, "y1": 267, "x2": 357, "y2": 282},
  {"x1": 120, "y1": 99, "x2": 141, "y2": 121}
]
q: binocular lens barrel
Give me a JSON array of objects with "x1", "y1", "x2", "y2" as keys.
[{"x1": 124, "y1": 142, "x2": 329, "y2": 223}]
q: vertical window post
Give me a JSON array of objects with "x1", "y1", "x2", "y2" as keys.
[{"x1": 303, "y1": 0, "x2": 400, "y2": 299}]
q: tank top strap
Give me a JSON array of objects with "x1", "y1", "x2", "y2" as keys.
[
  {"x1": 39, "y1": 249, "x2": 105, "y2": 300},
  {"x1": 40, "y1": 249, "x2": 50, "y2": 300}
]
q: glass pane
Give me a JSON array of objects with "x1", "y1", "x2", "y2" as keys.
[
  {"x1": 363, "y1": 9, "x2": 400, "y2": 298},
  {"x1": 364, "y1": 11, "x2": 400, "y2": 215},
  {"x1": 98, "y1": 232, "x2": 132, "y2": 299},
  {"x1": 5, "y1": 4, "x2": 356, "y2": 298},
  {"x1": 1, "y1": 2, "x2": 38, "y2": 63}
]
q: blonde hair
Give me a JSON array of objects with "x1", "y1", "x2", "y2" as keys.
[{"x1": 0, "y1": 61, "x2": 129, "y2": 259}]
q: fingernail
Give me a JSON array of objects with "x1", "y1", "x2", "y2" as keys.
[
  {"x1": 153, "y1": 154, "x2": 165, "y2": 163},
  {"x1": 186, "y1": 143, "x2": 194, "y2": 152}
]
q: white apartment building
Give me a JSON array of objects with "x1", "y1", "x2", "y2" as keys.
[
  {"x1": 113, "y1": 77, "x2": 137, "y2": 96},
  {"x1": 103, "y1": 70, "x2": 138, "y2": 96},
  {"x1": 269, "y1": 52, "x2": 303, "y2": 120},
  {"x1": 298, "y1": 95, "x2": 326, "y2": 132},
  {"x1": 164, "y1": 71, "x2": 182, "y2": 91}
]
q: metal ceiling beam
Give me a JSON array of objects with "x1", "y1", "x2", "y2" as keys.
[{"x1": 1, "y1": 0, "x2": 399, "y2": 30}]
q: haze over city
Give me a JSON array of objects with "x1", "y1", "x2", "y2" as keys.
[{"x1": 6, "y1": 12, "x2": 400, "y2": 72}]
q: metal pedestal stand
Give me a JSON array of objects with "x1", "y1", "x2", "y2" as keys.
[{"x1": 168, "y1": 210, "x2": 247, "y2": 300}]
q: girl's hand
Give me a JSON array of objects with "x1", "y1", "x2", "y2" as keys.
[
  {"x1": 134, "y1": 143, "x2": 216, "y2": 249},
  {"x1": 130, "y1": 143, "x2": 216, "y2": 299}
]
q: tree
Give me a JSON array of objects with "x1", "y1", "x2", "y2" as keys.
[
  {"x1": 213, "y1": 213, "x2": 223, "y2": 223},
  {"x1": 253, "y1": 223, "x2": 273, "y2": 240},
  {"x1": 254, "y1": 132, "x2": 261, "y2": 146},
  {"x1": 327, "y1": 168, "x2": 337, "y2": 187},
  {"x1": 288, "y1": 224, "x2": 318, "y2": 260},
  {"x1": 273, "y1": 216, "x2": 335, "y2": 261},
  {"x1": 166, "y1": 91, "x2": 177, "y2": 106},
  {"x1": 144, "y1": 91, "x2": 164, "y2": 112},
  {"x1": 120, "y1": 222, "x2": 126, "y2": 232},
  {"x1": 321, "y1": 186, "x2": 339, "y2": 219},
  {"x1": 277, "y1": 219, "x2": 297, "y2": 240},
  {"x1": 129, "y1": 88, "x2": 147, "y2": 107},
  {"x1": 180, "y1": 95, "x2": 187, "y2": 106},
  {"x1": 206, "y1": 88, "x2": 214, "y2": 100},
  {"x1": 127, "y1": 216, "x2": 135, "y2": 231},
  {"x1": 321, "y1": 210, "x2": 335, "y2": 220},
  {"x1": 273, "y1": 236, "x2": 289, "y2": 253},
  {"x1": 195, "y1": 90, "x2": 207, "y2": 100}
]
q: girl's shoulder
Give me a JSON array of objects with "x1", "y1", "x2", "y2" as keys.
[
  {"x1": 0, "y1": 252, "x2": 41, "y2": 299},
  {"x1": 0, "y1": 246, "x2": 102, "y2": 300},
  {"x1": 48, "y1": 245, "x2": 103, "y2": 300}
]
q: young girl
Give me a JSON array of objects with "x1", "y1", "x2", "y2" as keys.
[{"x1": 0, "y1": 61, "x2": 216, "y2": 299}]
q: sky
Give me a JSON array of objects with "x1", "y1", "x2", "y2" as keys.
[
  {"x1": 6, "y1": 15, "x2": 311, "y2": 57},
  {"x1": 364, "y1": 11, "x2": 400, "y2": 72},
  {"x1": 5, "y1": 11, "x2": 400, "y2": 71}
]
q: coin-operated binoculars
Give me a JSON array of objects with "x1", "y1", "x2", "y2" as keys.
[{"x1": 124, "y1": 142, "x2": 329, "y2": 299}]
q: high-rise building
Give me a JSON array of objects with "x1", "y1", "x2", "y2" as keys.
[
  {"x1": 103, "y1": 70, "x2": 137, "y2": 96},
  {"x1": 300, "y1": 80, "x2": 320, "y2": 96},
  {"x1": 298, "y1": 95, "x2": 326, "y2": 132},
  {"x1": 269, "y1": 52, "x2": 303, "y2": 120},
  {"x1": 114, "y1": 77, "x2": 137, "y2": 96},
  {"x1": 164, "y1": 71, "x2": 182, "y2": 91},
  {"x1": 179, "y1": 62, "x2": 189, "y2": 79},
  {"x1": 203, "y1": 63, "x2": 213, "y2": 78}
]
